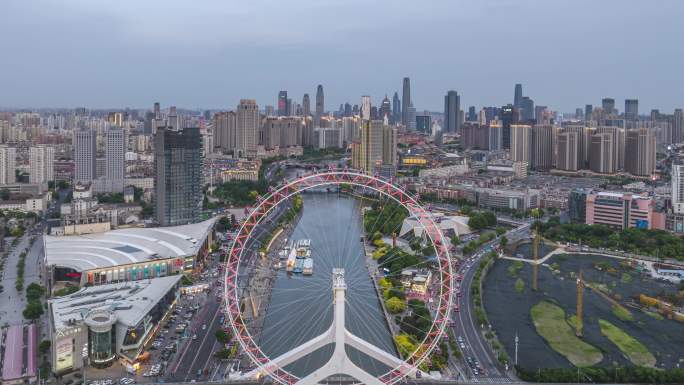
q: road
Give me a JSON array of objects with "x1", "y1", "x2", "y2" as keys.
[{"x1": 450, "y1": 222, "x2": 532, "y2": 383}]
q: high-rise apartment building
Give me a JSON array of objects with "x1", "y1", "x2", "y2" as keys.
[
  {"x1": 315, "y1": 85, "x2": 324, "y2": 125},
  {"x1": 401, "y1": 77, "x2": 411, "y2": 127},
  {"x1": 510, "y1": 124, "x2": 531, "y2": 163},
  {"x1": 443, "y1": 90, "x2": 460, "y2": 133},
  {"x1": 0, "y1": 146, "x2": 16, "y2": 185},
  {"x1": 154, "y1": 126, "x2": 202, "y2": 226},
  {"x1": 672, "y1": 108, "x2": 683, "y2": 144},
  {"x1": 354, "y1": 120, "x2": 397, "y2": 174},
  {"x1": 105, "y1": 128, "x2": 125, "y2": 183},
  {"x1": 236, "y1": 99, "x2": 259, "y2": 157},
  {"x1": 596, "y1": 126, "x2": 623, "y2": 170},
  {"x1": 29, "y1": 145, "x2": 54, "y2": 185},
  {"x1": 74, "y1": 129, "x2": 96, "y2": 184},
  {"x1": 625, "y1": 128, "x2": 656, "y2": 177},
  {"x1": 213, "y1": 111, "x2": 237, "y2": 153},
  {"x1": 406, "y1": 104, "x2": 416, "y2": 131},
  {"x1": 625, "y1": 99, "x2": 639, "y2": 121},
  {"x1": 560, "y1": 125, "x2": 591, "y2": 169},
  {"x1": 488, "y1": 121, "x2": 502, "y2": 151},
  {"x1": 672, "y1": 164, "x2": 684, "y2": 214},
  {"x1": 589, "y1": 133, "x2": 615, "y2": 174},
  {"x1": 556, "y1": 132, "x2": 579, "y2": 171},
  {"x1": 530, "y1": 125, "x2": 553, "y2": 171},
  {"x1": 379, "y1": 96, "x2": 391, "y2": 122},
  {"x1": 520, "y1": 96, "x2": 534, "y2": 122}
]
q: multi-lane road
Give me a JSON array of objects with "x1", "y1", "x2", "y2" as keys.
[{"x1": 450, "y1": 222, "x2": 532, "y2": 383}]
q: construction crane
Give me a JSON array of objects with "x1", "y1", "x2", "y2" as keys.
[
  {"x1": 532, "y1": 230, "x2": 540, "y2": 291},
  {"x1": 576, "y1": 270, "x2": 584, "y2": 337}
]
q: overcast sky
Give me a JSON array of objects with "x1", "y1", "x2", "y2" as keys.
[{"x1": 1, "y1": 0, "x2": 682, "y2": 113}]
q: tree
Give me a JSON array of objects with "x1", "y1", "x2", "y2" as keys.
[
  {"x1": 386, "y1": 297, "x2": 407, "y2": 313},
  {"x1": 499, "y1": 236, "x2": 508, "y2": 249},
  {"x1": 23, "y1": 301, "x2": 43, "y2": 319},
  {"x1": 394, "y1": 334, "x2": 417, "y2": 358},
  {"x1": 495, "y1": 227, "x2": 506, "y2": 236},
  {"x1": 215, "y1": 329, "x2": 231, "y2": 343},
  {"x1": 26, "y1": 283, "x2": 45, "y2": 301},
  {"x1": 39, "y1": 340, "x2": 51, "y2": 355},
  {"x1": 450, "y1": 235, "x2": 461, "y2": 247}
]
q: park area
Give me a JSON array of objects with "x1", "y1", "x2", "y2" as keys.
[{"x1": 482, "y1": 246, "x2": 684, "y2": 370}]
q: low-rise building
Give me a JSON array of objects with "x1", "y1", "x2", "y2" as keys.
[
  {"x1": 586, "y1": 191, "x2": 665, "y2": 230},
  {"x1": 48, "y1": 275, "x2": 181, "y2": 374}
]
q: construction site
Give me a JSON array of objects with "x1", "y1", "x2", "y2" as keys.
[{"x1": 482, "y1": 235, "x2": 684, "y2": 370}]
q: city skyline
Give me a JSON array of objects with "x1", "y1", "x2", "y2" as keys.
[{"x1": 1, "y1": 0, "x2": 683, "y2": 112}]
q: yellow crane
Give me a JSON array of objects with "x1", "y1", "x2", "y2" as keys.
[{"x1": 576, "y1": 270, "x2": 584, "y2": 337}]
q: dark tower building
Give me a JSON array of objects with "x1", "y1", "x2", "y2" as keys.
[
  {"x1": 443, "y1": 90, "x2": 460, "y2": 133},
  {"x1": 344, "y1": 103, "x2": 352, "y2": 117},
  {"x1": 625, "y1": 99, "x2": 639, "y2": 121},
  {"x1": 501, "y1": 104, "x2": 514, "y2": 149},
  {"x1": 468, "y1": 106, "x2": 477, "y2": 122},
  {"x1": 402, "y1": 77, "x2": 411, "y2": 127},
  {"x1": 278, "y1": 91, "x2": 288, "y2": 116},
  {"x1": 392, "y1": 92, "x2": 401, "y2": 124},
  {"x1": 315, "y1": 85, "x2": 324, "y2": 125},
  {"x1": 521, "y1": 96, "x2": 534, "y2": 122},
  {"x1": 154, "y1": 126, "x2": 202, "y2": 226},
  {"x1": 380, "y1": 95, "x2": 391, "y2": 121},
  {"x1": 514, "y1": 83, "x2": 523, "y2": 109},
  {"x1": 585, "y1": 104, "x2": 593, "y2": 121},
  {"x1": 602, "y1": 98, "x2": 616, "y2": 115},
  {"x1": 302, "y1": 94, "x2": 311, "y2": 116}
]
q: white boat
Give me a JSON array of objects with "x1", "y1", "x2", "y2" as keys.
[{"x1": 303, "y1": 258, "x2": 313, "y2": 275}]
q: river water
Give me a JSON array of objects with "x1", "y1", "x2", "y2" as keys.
[{"x1": 258, "y1": 193, "x2": 396, "y2": 377}]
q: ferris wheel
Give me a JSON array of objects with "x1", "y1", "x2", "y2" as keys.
[{"x1": 224, "y1": 169, "x2": 455, "y2": 385}]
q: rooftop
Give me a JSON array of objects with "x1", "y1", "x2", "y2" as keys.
[
  {"x1": 50, "y1": 275, "x2": 181, "y2": 331},
  {"x1": 45, "y1": 218, "x2": 215, "y2": 272}
]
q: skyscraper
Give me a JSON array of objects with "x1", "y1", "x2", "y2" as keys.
[
  {"x1": 625, "y1": 128, "x2": 656, "y2": 177},
  {"x1": 625, "y1": 99, "x2": 639, "y2": 121},
  {"x1": 561, "y1": 125, "x2": 590, "y2": 169},
  {"x1": 0, "y1": 146, "x2": 16, "y2": 185},
  {"x1": 315, "y1": 85, "x2": 324, "y2": 125},
  {"x1": 168, "y1": 106, "x2": 179, "y2": 131},
  {"x1": 501, "y1": 104, "x2": 514, "y2": 149},
  {"x1": 29, "y1": 145, "x2": 54, "y2": 186},
  {"x1": 379, "y1": 95, "x2": 391, "y2": 121},
  {"x1": 467, "y1": 106, "x2": 477, "y2": 122},
  {"x1": 278, "y1": 91, "x2": 288, "y2": 116},
  {"x1": 392, "y1": 92, "x2": 400, "y2": 124},
  {"x1": 406, "y1": 104, "x2": 417, "y2": 131},
  {"x1": 416, "y1": 114, "x2": 431, "y2": 133},
  {"x1": 401, "y1": 77, "x2": 411, "y2": 127},
  {"x1": 510, "y1": 124, "x2": 531, "y2": 163},
  {"x1": 589, "y1": 133, "x2": 615, "y2": 174},
  {"x1": 488, "y1": 121, "x2": 502, "y2": 151},
  {"x1": 214, "y1": 111, "x2": 237, "y2": 153},
  {"x1": 514, "y1": 83, "x2": 523, "y2": 109},
  {"x1": 302, "y1": 94, "x2": 311, "y2": 116},
  {"x1": 602, "y1": 98, "x2": 616, "y2": 115},
  {"x1": 530, "y1": 125, "x2": 553, "y2": 171},
  {"x1": 585, "y1": 104, "x2": 593, "y2": 121},
  {"x1": 74, "y1": 129, "x2": 96, "y2": 184},
  {"x1": 154, "y1": 126, "x2": 202, "y2": 226},
  {"x1": 673, "y1": 109, "x2": 683, "y2": 144},
  {"x1": 443, "y1": 90, "x2": 460, "y2": 134},
  {"x1": 154, "y1": 102, "x2": 161, "y2": 120},
  {"x1": 557, "y1": 132, "x2": 579, "y2": 171},
  {"x1": 521, "y1": 96, "x2": 534, "y2": 122},
  {"x1": 355, "y1": 120, "x2": 397, "y2": 174},
  {"x1": 361, "y1": 96, "x2": 372, "y2": 121},
  {"x1": 105, "y1": 128, "x2": 125, "y2": 191},
  {"x1": 237, "y1": 99, "x2": 259, "y2": 156}
]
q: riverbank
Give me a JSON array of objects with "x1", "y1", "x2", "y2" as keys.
[{"x1": 244, "y1": 205, "x2": 303, "y2": 347}]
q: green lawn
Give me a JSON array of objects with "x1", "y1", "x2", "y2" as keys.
[
  {"x1": 530, "y1": 301, "x2": 603, "y2": 367},
  {"x1": 598, "y1": 319, "x2": 656, "y2": 367},
  {"x1": 612, "y1": 304, "x2": 634, "y2": 322}
]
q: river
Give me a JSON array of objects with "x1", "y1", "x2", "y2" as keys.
[{"x1": 258, "y1": 193, "x2": 396, "y2": 377}]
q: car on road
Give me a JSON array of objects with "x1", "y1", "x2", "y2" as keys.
[{"x1": 192, "y1": 334, "x2": 197, "y2": 340}]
